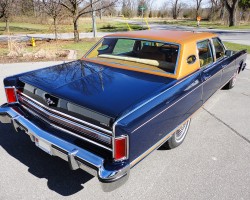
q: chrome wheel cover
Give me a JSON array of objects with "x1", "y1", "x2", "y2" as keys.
[
  {"x1": 231, "y1": 72, "x2": 237, "y2": 87},
  {"x1": 174, "y1": 119, "x2": 190, "y2": 143}
]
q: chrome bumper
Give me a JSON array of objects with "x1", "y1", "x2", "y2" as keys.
[{"x1": 0, "y1": 106, "x2": 130, "y2": 192}]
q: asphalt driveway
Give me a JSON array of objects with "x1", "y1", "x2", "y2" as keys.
[{"x1": 0, "y1": 57, "x2": 250, "y2": 200}]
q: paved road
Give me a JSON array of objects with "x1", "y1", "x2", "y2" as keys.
[
  {"x1": 153, "y1": 24, "x2": 250, "y2": 45},
  {"x1": 0, "y1": 57, "x2": 250, "y2": 199},
  {"x1": 1, "y1": 21, "x2": 249, "y2": 46},
  {"x1": 0, "y1": 32, "x2": 110, "y2": 42}
]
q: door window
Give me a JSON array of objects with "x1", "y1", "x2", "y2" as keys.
[
  {"x1": 212, "y1": 38, "x2": 225, "y2": 60},
  {"x1": 197, "y1": 40, "x2": 214, "y2": 68}
]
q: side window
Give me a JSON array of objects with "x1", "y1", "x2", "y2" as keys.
[
  {"x1": 212, "y1": 38, "x2": 225, "y2": 60},
  {"x1": 197, "y1": 40, "x2": 214, "y2": 68},
  {"x1": 113, "y1": 39, "x2": 135, "y2": 55}
]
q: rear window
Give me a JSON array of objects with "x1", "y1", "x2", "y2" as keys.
[{"x1": 86, "y1": 38, "x2": 180, "y2": 74}]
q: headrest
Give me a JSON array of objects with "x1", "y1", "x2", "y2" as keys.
[{"x1": 141, "y1": 45, "x2": 159, "y2": 53}]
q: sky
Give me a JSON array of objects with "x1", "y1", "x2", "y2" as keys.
[{"x1": 150, "y1": 0, "x2": 210, "y2": 9}]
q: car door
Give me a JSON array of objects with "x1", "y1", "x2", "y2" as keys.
[
  {"x1": 211, "y1": 37, "x2": 236, "y2": 86},
  {"x1": 197, "y1": 39, "x2": 222, "y2": 102}
]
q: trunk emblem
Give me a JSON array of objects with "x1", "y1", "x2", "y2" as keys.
[{"x1": 44, "y1": 94, "x2": 58, "y2": 107}]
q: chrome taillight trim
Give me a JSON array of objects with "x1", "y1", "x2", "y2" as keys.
[
  {"x1": 21, "y1": 104, "x2": 112, "y2": 151},
  {"x1": 112, "y1": 135, "x2": 129, "y2": 162},
  {"x1": 19, "y1": 92, "x2": 112, "y2": 135},
  {"x1": 5, "y1": 86, "x2": 18, "y2": 104}
]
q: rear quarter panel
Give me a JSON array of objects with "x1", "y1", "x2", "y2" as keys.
[{"x1": 114, "y1": 70, "x2": 203, "y2": 165}]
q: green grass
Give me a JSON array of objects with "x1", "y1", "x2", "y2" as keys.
[
  {"x1": 0, "y1": 19, "x2": 144, "y2": 35},
  {"x1": 149, "y1": 19, "x2": 250, "y2": 30},
  {"x1": 60, "y1": 40, "x2": 98, "y2": 58},
  {"x1": 224, "y1": 42, "x2": 250, "y2": 53}
]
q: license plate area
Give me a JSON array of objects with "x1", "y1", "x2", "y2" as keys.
[{"x1": 35, "y1": 137, "x2": 52, "y2": 155}]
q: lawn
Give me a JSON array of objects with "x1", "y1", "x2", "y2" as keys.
[
  {"x1": 0, "y1": 18, "x2": 144, "y2": 35},
  {"x1": 0, "y1": 38, "x2": 99, "y2": 63},
  {"x1": 224, "y1": 42, "x2": 250, "y2": 53},
  {"x1": 147, "y1": 19, "x2": 250, "y2": 30},
  {"x1": 0, "y1": 39, "x2": 248, "y2": 64}
]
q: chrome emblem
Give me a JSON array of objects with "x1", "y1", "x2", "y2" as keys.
[{"x1": 45, "y1": 97, "x2": 56, "y2": 106}]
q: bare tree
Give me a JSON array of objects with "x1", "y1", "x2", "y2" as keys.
[
  {"x1": 0, "y1": 0, "x2": 15, "y2": 32},
  {"x1": 42, "y1": 0, "x2": 63, "y2": 40},
  {"x1": 122, "y1": 0, "x2": 133, "y2": 18},
  {"x1": 90, "y1": 0, "x2": 97, "y2": 38},
  {"x1": 223, "y1": 0, "x2": 239, "y2": 26},
  {"x1": 171, "y1": 0, "x2": 182, "y2": 19},
  {"x1": 209, "y1": 0, "x2": 222, "y2": 20},
  {"x1": 60, "y1": 0, "x2": 118, "y2": 42},
  {"x1": 195, "y1": 0, "x2": 203, "y2": 18}
]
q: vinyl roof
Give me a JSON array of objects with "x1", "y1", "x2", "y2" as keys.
[{"x1": 106, "y1": 30, "x2": 217, "y2": 44}]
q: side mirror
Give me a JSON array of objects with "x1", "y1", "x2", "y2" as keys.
[{"x1": 225, "y1": 50, "x2": 234, "y2": 57}]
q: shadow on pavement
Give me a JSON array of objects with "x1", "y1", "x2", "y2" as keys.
[{"x1": 0, "y1": 123, "x2": 94, "y2": 196}]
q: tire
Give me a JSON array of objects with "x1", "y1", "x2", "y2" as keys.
[
  {"x1": 222, "y1": 71, "x2": 237, "y2": 90},
  {"x1": 162, "y1": 119, "x2": 191, "y2": 150}
]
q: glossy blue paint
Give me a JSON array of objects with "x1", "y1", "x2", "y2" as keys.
[
  {"x1": 3, "y1": 49, "x2": 247, "y2": 167},
  {"x1": 17, "y1": 60, "x2": 175, "y2": 119},
  {"x1": 115, "y1": 70, "x2": 203, "y2": 162},
  {"x1": 201, "y1": 62, "x2": 222, "y2": 102}
]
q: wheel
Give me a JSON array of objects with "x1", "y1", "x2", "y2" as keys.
[
  {"x1": 162, "y1": 119, "x2": 191, "y2": 150},
  {"x1": 222, "y1": 71, "x2": 237, "y2": 90}
]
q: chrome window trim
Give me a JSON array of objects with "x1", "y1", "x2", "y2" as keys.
[
  {"x1": 19, "y1": 92, "x2": 112, "y2": 135},
  {"x1": 186, "y1": 55, "x2": 197, "y2": 65},
  {"x1": 211, "y1": 37, "x2": 226, "y2": 61},
  {"x1": 196, "y1": 39, "x2": 215, "y2": 69},
  {"x1": 85, "y1": 37, "x2": 181, "y2": 76}
]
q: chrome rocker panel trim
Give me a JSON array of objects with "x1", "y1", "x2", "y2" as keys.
[{"x1": 0, "y1": 106, "x2": 130, "y2": 192}]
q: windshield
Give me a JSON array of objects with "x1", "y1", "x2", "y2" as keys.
[{"x1": 85, "y1": 38, "x2": 180, "y2": 74}]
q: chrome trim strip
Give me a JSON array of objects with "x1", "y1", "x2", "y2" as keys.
[
  {"x1": 0, "y1": 106, "x2": 130, "y2": 192},
  {"x1": 22, "y1": 105, "x2": 112, "y2": 151},
  {"x1": 52, "y1": 125, "x2": 112, "y2": 151},
  {"x1": 131, "y1": 82, "x2": 203, "y2": 133},
  {"x1": 130, "y1": 118, "x2": 191, "y2": 167},
  {"x1": 112, "y1": 70, "x2": 199, "y2": 134},
  {"x1": 131, "y1": 68, "x2": 223, "y2": 132},
  {"x1": 22, "y1": 98, "x2": 111, "y2": 144},
  {"x1": 19, "y1": 92, "x2": 112, "y2": 135},
  {"x1": 130, "y1": 67, "x2": 239, "y2": 167}
]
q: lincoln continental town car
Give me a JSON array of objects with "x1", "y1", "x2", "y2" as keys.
[{"x1": 0, "y1": 30, "x2": 247, "y2": 191}]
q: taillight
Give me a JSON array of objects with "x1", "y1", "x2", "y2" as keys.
[
  {"x1": 114, "y1": 136, "x2": 128, "y2": 161},
  {"x1": 5, "y1": 87, "x2": 17, "y2": 103}
]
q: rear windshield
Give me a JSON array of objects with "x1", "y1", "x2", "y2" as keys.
[{"x1": 86, "y1": 38, "x2": 180, "y2": 74}]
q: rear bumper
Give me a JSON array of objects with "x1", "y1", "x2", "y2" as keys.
[{"x1": 0, "y1": 105, "x2": 130, "y2": 192}]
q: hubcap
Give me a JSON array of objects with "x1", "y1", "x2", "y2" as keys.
[
  {"x1": 232, "y1": 72, "x2": 237, "y2": 87},
  {"x1": 175, "y1": 119, "x2": 190, "y2": 143}
]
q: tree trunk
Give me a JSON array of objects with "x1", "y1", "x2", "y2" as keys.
[
  {"x1": 228, "y1": 8, "x2": 236, "y2": 26},
  {"x1": 73, "y1": 18, "x2": 79, "y2": 42},
  {"x1": 53, "y1": 17, "x2": 58, "y2": 40},
  {"x1": 5, "y1": 17, "x2": 9, "y2": 33},
  {"x1": 224, "y1": 0, "x2": 239, "y2": 27},
  {"x1": 91, "y1": 0, "x2": 97, "y2": 38}
]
